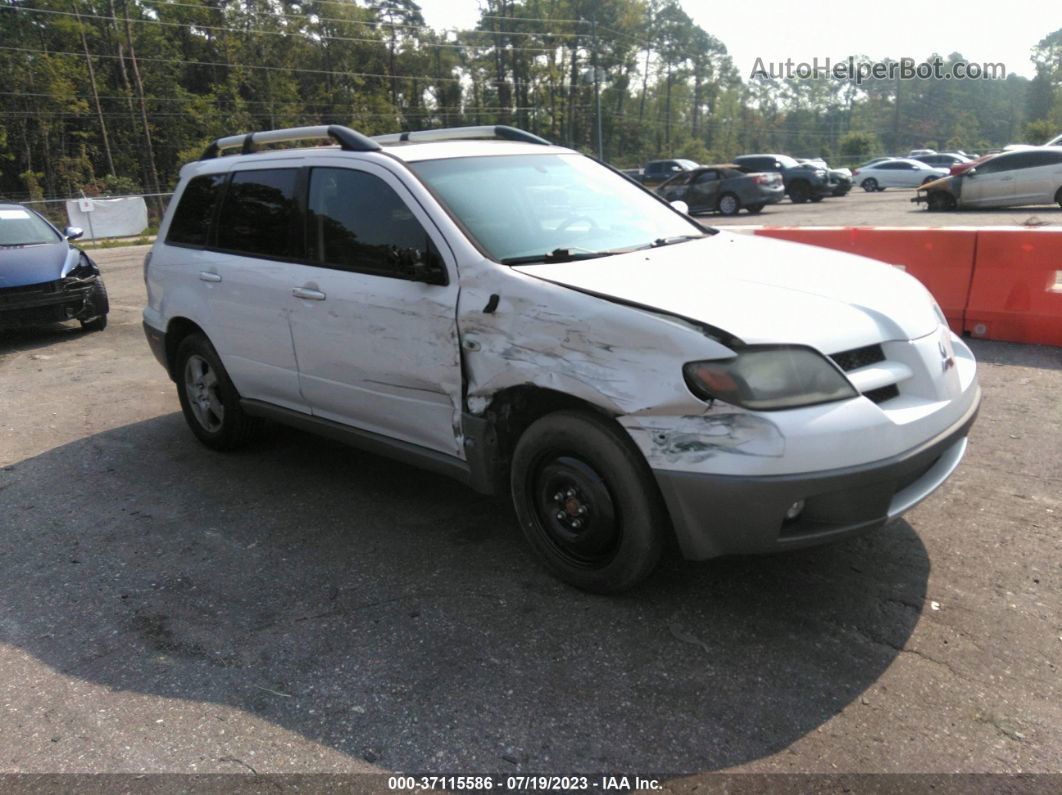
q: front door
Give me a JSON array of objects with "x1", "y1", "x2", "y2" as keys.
[
  {"x1": 687, "y1": 170, "x2": 721, "y2": 212},
  {"x1": 287, "y1": 164, "x2": 463, "y2": 457}
]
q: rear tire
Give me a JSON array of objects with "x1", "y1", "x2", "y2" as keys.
[
  {"x1": 717, "y1": 192, "x2": 741, "y2": 215},
  {"x1": 175, "y1": 333, "x2": 263, "y2": 451},
  {"x1": 510, "y1": 410, "x2": 666, "y2": 593}
]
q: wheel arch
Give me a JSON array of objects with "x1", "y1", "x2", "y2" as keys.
[{"x1": 164, "y1": 317, "x2": 208, "y2": 380}]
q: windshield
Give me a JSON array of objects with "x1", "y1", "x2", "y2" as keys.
[
  {"x1": 409, "y1": 153, "x2": 705, "y2": 263},
  {"x1": 0, "y1": 208, "x2": 60, "y2": 246}
]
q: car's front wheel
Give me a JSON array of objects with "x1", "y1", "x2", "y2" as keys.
[
  {"x1": 926, "y1": 191, "x2": 957, "y2": 212},
  {"x1": 510, "y1": 410, "x2": 666, "y2": 593},
  {"x1": 861, "y1": 178, "x2": 879, "y2": 192},
  {"x1": 79, "y1": 279, "x2": 109, "y2": 332},
  {"x1": 175, "y1": 333, "x2": 263, "y2": 450},
  {"x1": 788, "y1": 181, "x2": 810, "y2": 203}
]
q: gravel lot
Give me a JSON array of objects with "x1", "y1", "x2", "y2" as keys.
[
  {"x1": 0, "y1": 245, "x2": 1059, "y2": 781},
  {"x1": 706, "y1": 187, "x2": 1062, "y2": 228}
]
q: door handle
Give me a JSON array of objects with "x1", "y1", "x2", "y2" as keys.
[
  {"x1": 292, "y1": 287, "x2": 326, "y2": 301},
  {"x1": 199, "y1": 271, "x2": 222, "y2": 283}
]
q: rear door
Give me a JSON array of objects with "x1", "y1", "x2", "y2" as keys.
[
  {"x1": 287, "y1": 163, "x2": 463, "y2": 456},
  {"x1": 196, "y1": 166, "x2": 308, "y2": 412},
  {"x1": 1010, "y1": 150, "x2": 1062, "y2": 204}
]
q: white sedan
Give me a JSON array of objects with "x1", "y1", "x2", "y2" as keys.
[{"x1": 852, "y1": 158, "x2": 950, "y2": 191}]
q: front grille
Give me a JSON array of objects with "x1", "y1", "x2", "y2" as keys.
[
  {"x1": 830, "y1": 344, "x2": 885, "y2": 372},
  {"x1": 0, "y1": 279, "x2": 61, "y2": 301},
  {"x1": 863, "y1": 384, "x2": 900, "y2": 404}
]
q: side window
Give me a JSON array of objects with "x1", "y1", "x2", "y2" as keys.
[
  {"x1": 694, "y1": 170, "x2": 719, "y2": 184},
  {"x1": 215, "y1": 169, "x2": 298, "y2": 258},
  {"x1": 976, "y1": 155, "x2": 1016, "y2": 174},
  {"x1": 307, "y1": 167, "x2": 434, "y2": 277},
  {"x1": 668, "y1": 172, "x2": 693, "y2": 186},
  {"x1": 167, "y1": 174, "x2": 225, "y2": 247}
]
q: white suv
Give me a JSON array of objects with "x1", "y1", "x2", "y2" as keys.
[{"x1": 143, "y1": 124, "x2": 980, "y2": 592}]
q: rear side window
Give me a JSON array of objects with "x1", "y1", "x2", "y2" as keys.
[
  {"x1": 215, "y1": 169, "x2": 298, "y2": 257},
  {"x1": 167, "y1": 174, "x2": 225, "y2": 247},
  {"x1": 306, "y1": 167, "x2": 432, "y2": 277}
]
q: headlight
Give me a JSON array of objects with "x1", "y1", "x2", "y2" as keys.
[
  {"x1": 684, "y1": 346, "x2": 857, "y2": 411},
  {"x1": 66, "y1": 252, "x2": 98, "y2": 279}
]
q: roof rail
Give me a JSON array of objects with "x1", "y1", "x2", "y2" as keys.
[
  {"x1": 372, "y1": 125, "x2": 551, "y2": 147},
  {"x1": 199, "y1": 125, "x2": 381, "y2": 160}
]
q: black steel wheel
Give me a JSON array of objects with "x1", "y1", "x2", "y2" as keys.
[{"x1": 510, "y1": 410, "x2": 666, "y2": 593}]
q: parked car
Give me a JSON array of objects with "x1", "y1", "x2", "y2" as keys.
[
  {"x1": 0, "y1": 204, "x2": 108, "y2": 331},
  {"x1": 1045, "y1": 133, "x2": 1062, "y2": 146},
  {"x1": 144, "y1": 124, "x2": 980, "y2": 593},
  {"x1": 655, "y1": 165, "x2": 785, "y2": 215},
  {"x1": 852, "y1": 158, "x2": 949, "y2": 191},
  {"x1": 732, "y1": 154, "x2": 832, "y2": 203},
  {"x1": 913, "y1": 153, "x2": 971, "y2": 169},
  {"x1": 798, "y1": 158, "x2": 852, "y2": 196},
  {"x1": 907, "y1": 148, "x2": 936, "y2": 158},
  {"x1": 639, "y1": 159, "x2": 699, "y2": 187},
  {"x1": 914, "y1": 146, "x2": 1062, "y2": 210}
]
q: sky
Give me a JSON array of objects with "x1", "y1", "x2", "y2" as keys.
[{"x1": 414, "y1": 0, "x2": 1060, "y2": 80}]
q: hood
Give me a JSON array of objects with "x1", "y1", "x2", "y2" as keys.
[
  {"x1": 513, "y1": 232, "x2": 939, "y2": 353},
  {"x1": 0, "y1": 241, "x2": 78, "y2": 288}
]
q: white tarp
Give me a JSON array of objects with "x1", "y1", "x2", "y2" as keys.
[{"x1": 65, "y1": 196, "x2": 148, "y2": 239}]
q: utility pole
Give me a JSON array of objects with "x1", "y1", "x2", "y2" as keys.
[{"x1": 591, "y1": 16, "x2": 603, "y2": 160}]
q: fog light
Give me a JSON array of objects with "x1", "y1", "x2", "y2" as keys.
[{"x1": 785, "y1": 500, "x2": 805, "y2": 521}]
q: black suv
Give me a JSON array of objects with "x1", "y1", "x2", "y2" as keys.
[{"x1": 733, "y1": 154, "x2": 833, "y2": 203}]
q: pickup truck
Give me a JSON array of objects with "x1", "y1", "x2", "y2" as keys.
[{"x1": 639, "y1": 159, "x2": 699, "y2": 188}]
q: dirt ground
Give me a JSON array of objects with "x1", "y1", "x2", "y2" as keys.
[{"x1": 0, "y1": 245, "x2": 1059, "y2": 783}]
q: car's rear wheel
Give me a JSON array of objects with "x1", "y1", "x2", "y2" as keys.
[
  {"x1": 861, "y1": 178, "x2": 879, "y2": 192},
  {"x1": 746, "y1": 203, "x2": 765, "y2": 214},
  {"x1": 788, "y1": 181, "x2": 810, "y2": 203},
  {"x1": 717, "y1": 192, "x2": 741, "y2": 215},
  {"x1": 510, "y1": 410, "x2": 666, "y2": 593},
  {"x1": 175, "y1": 333, "x2": 263, "y2": 450}
]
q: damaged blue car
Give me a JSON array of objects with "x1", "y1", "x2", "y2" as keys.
[{"x1": 0, "y1": 204, "x2": 108, "y2": 332}]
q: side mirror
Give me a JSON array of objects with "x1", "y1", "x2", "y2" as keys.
[
  {"x1": 64, "y1": 226, "x2": 84, "y2": 240},
  {"x1": 670, "y1": 200, "x2": 690, "y2": 215}
]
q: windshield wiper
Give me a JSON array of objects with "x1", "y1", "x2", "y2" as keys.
[
  {"x1": 649, "y1": 234, "x2": 707, "y2": 248},
  {"x1": 501, "y1": 248, "x2": 615, "y2": 265}
]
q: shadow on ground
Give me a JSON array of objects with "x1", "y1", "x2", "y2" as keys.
[{"x1": 0, "y1": 416, "x2": 929, "y2": 774}]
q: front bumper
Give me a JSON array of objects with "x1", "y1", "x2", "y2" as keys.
[
  {"x1": 0, "y1": 277, "x2": 98, "y2": 328},
  {"x1": 654, "y1": 387, "x2": 980, "y2": 560}
]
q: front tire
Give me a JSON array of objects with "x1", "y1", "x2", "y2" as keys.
[
  {"x1": 175, "y1": 333, "x2": 263, "y2": 451},
  {"x1": 788, "y1": 181, "x2": 810, "y2": 203},
  {"x1": 861, "y1": 178, "x2": 879, "y2": 192},
  {"x1": 79, "y1": 279, "x2": 109, "y2": 332},
  {"x1": 510, "y1": 410, "x2": 666, "y2": 593}
]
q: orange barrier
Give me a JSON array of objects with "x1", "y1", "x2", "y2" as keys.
[
  {"x1": 754, "y1": 227, "x2": 977, "y2": 335},
  {"x1": 964, "y1": 229, "x2": 1062, "y2": 347}
]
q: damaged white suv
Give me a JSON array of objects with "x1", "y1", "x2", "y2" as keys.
[{"x1": 143, "y1": 125, "x2": 980, "y2": 592}]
